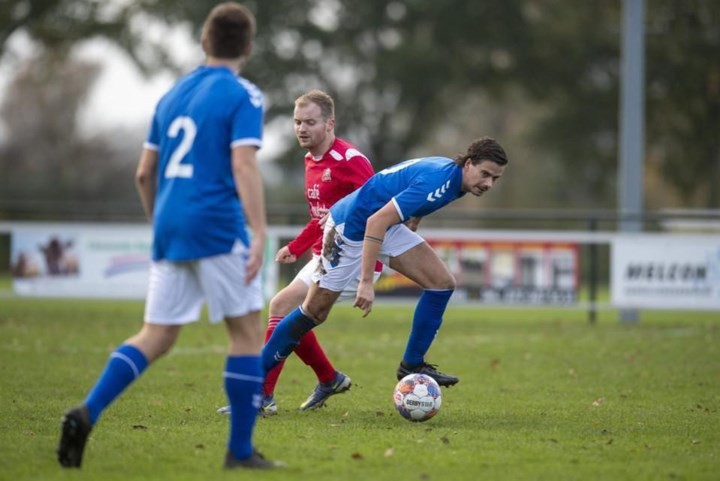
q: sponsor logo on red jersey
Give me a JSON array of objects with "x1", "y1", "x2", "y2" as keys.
[{"x1": 308, "y1": 183, "x2": 320, "y2": 200}]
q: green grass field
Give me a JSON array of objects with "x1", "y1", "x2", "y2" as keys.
[{"x1": 1, "y1": 297, "x2": 718, "y2": 480}]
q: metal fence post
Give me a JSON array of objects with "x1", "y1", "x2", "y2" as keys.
[{"x1": 588, "y1": 217, "x2": 598, "y2": 324}]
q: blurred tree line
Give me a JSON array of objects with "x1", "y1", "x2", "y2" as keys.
[{"x1": 0, "y1": 0, "x2": 718, "y2": 222}]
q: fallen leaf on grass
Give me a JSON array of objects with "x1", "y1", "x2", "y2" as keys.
[
  {"x1": 384, "y1": 448, "x2": 394, "y2": 457},
  {"x1": 592, "y1": 397, "x2": 604, "y2": 406}
]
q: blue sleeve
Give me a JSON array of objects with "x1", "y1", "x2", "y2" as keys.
[
  {"x1": 145, "y1": 111, "x2": 161, "y2": 149},
  {"x1": 231, "y1": 79, "x2": 264, "y2": 149},
  {"x1": 392, "y1": 177, "x2": 439, "y2": 221}
]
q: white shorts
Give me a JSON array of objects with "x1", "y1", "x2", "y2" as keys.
[
  {"x1": 312, "y1": 215, "x2": 424, "y2": 293},
  {"x1": 296, "y1": 254, "x2": 382, "y2": 302},
  {"x1": 144, "y1": 243, "x2": 263, "y2": 325}
]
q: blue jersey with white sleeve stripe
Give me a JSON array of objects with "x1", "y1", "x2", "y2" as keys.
[
  {"x1": 144, "y1": 66, "x2": 264, "y2": 261},
  {"x1": 329, "y1": 156, "x2": 464, "y2": 241}
]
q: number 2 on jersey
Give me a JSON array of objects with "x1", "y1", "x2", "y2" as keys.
[{"x1": 164, "y1": 116, "x2": 197, "y2": 179}]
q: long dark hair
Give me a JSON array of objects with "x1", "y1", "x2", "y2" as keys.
[{"x1": 454, "y1": 137, "x2": 508, "y2": 167}]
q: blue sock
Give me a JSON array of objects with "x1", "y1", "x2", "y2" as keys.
[
  {"x1": 225, "y1": 355, "x2": 263, "y2": 460},
  {"x1": 261, "y1": 306, "x2": 316, "y2": 373},
  {"x1": 84, "y1": 344, "x2": 148, "y2": 425},
  {"x1": 402, "y1": 289, "x2": 454, "y2": 366}
]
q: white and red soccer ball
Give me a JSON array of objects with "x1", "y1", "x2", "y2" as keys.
[{"x1": 393, "y1": 373, "x2": 442, "y2": 422}]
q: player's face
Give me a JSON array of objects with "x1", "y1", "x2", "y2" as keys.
[
  {"x1": 461, "y1": 159, "x2": 505, "y2": 196},
  {"x1": 294, "y1": 103, "x2": 334, "y2": 154}
]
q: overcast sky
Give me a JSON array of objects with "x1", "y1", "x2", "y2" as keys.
[
  {"x1": 74, "y1": 40, "x2": 181, "y2": 133},
  {"x1": 0, "y1": 30, "x2": 175, "y2": 137},
  {"x1": 0, "y1": 29, "x2": 287, "y2": 170}
]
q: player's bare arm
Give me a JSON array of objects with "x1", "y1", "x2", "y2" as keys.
[
  {"x1": 134, "y1": 148, "x2": 158, "y2": 221},
  {"x1": 232, "y1": 145, "x2": 267, "y2": 283}
]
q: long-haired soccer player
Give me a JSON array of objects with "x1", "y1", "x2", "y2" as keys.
[{"x1": 262, "y1": 137, "x2": 508, "y2": 388}]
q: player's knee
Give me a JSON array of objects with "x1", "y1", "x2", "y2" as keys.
[
  {"x1": 302, "y1": 288, "x2": 338, "y2": 324},
  {"x1": 434, "y1": 271, "x2": 456, "y2": 290},
  {"x1": 268, "y1": 295, "x2": 294, "y2": 317},
  {"x1": 128, "y1": 324, "x2": 178, "y2": 361},
  {"x1": 269, "y1": 284, "x2": 307, "y2": 316},
  {"x1": 302, "y1": 302, "x2": 332, "y2": 324},
  {"x1": 304, "y1": 308, "x2": 329, "y2": 324}
]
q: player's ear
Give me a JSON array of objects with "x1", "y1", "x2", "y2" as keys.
[
  {"x1": 242, "y1": 41, "x2": 253, "y2": 58},
  {"x1": 326, "y1": 118, "x2": 336, "y2": 132}
]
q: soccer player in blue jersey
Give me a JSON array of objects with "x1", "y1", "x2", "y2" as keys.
[
  {"x1": 262, "y1": 137, "x2": 508, "y2": 388},
  {"x1": 57, "y1": 2, "x2": 283, "y2": 470}
]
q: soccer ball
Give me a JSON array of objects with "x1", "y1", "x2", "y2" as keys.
[{"x1": 393, "y1": 373, "x2": 442, "y2": 422}]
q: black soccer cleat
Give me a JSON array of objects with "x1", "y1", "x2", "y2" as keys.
[
  {"x1": 397, "y1": 361, "x2": 460, "y2": 387},
  {"x1": 223, "y1": 449, "x2": 287, "y2": 469},
  {"x1": 57, "y1": 405, "x2": 92, "y2": 468}
]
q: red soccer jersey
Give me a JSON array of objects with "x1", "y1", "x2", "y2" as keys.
[{"x1": 287, "y1": 137, "x2": 374, "y2": 257}]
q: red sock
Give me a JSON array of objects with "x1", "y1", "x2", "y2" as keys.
[
  {"x1": 262, "y1": 316, "x2": 285, "y2": 396},
  {"x1": 295, "y1": 330, "x2": 336, "y2": 385}
]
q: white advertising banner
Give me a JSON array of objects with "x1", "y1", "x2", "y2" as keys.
[
  {"x1": 9, "y1": 222, "x2": 280, "y2": 300},
  {"x1": 611, "y1": 235, "x2": 720, "y2": 310},
  {"x1": 10, "y1": 224, "x2": 152, "y2": 299}
]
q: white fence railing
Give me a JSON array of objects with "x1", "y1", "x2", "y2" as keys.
[{"x1": 2, "y1": 221, "x2": 719, "y2": 312}]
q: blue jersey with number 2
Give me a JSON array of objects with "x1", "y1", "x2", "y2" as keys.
[
  {"x1": 330, "y1": 157, "x2": 465, "y2": 242},
  {"x1": 145, "y1": 66, "x2": 264, "y2": 261}
]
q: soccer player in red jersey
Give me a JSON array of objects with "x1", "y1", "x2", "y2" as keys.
[{"x1": 219, "y1": 89, "x2": 381, "y2": 415}]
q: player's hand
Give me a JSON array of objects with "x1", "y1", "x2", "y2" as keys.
[
  {"x1": 245, "y1": 241, "x2": 264, "y2": 283},
  {"x1": 353, "y1": 281, "x2": 375, "y2": 318},
  {"x1": 274, "y1": 245, "x2": 297, "y2": 264},
  {"x1": 319, "y1": 213, "x2": 329, "y2": 228}
]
